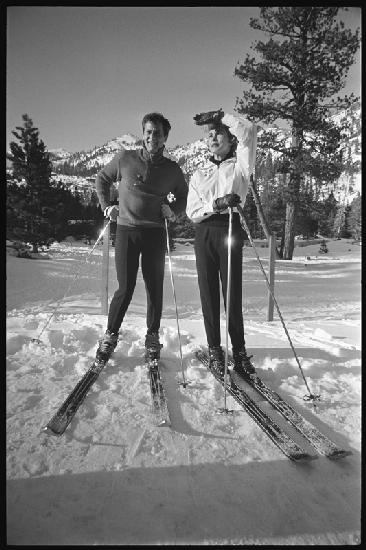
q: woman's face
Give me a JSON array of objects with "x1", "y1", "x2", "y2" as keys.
[{"x1": 207, "y1": 126, "x2": 232, "y2": 158}]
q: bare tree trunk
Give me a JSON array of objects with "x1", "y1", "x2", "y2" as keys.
[
  {"x1": 249, "y1": 176, "x2": 280, "y2": 259},
  {"x1": 283, "y1": 201, "x2": 297, "y2": 259},
  {"x1": 283, "y1": 128, "x2": 302, "y2": 260}
]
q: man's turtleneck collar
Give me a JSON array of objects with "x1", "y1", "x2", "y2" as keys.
[{"x1": 141, "y1": 143, "x2": 166, "y2": 164}]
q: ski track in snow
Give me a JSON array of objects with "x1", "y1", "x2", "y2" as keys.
[{"x1": 6, "y1": 239, "x2": 361, "y2": 545}]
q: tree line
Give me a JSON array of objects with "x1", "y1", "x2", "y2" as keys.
[
  {"x1": 52, "y1": 161, "x2": 103, "y2": 178},
  {"x1": 6, "y1": 109, "x2": 361, "y2": 254}
]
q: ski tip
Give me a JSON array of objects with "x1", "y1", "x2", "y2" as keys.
[
  {"x1": 41, "y1": 425, "x2": 63, "y2": 436},
  {"x1": 292, "y1": 453, "x2": 318, "y2": 462},
  {"x1": 156, "y1": 419, "x2": 171, "y2": 428},
  {"x1": 328, "y1": 449, "x2": 353, "y2": 460}
]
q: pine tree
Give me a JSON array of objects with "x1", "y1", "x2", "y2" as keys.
[
  {"x1": 7, "y1": 115, "x2": 54, "y2": 251},
  {"x1": 318, "y1": 192, "x2": 339, "y2": 237},
  {"x1": 295, "y1": 188, "x2": 319, "y2": 238},
  {"x1": 6, "y1": 114, "x2": 89, "y2": 250},
  {"x1": 8, "y1": 114, "x2": 51, "y2": 188},
  {"x1": 339, "y1": 204, "x2": 353, "y2": 238},
  {"x1": 319, "y1": 239, "x2": 328, "y2": 254},
  {"x1": 348, "y1": 193, "x2": 361, "y2": 240},
  {"x1": 234, "y1": 7, "x2": 360, "y2": 259},
  {"x1": 242, "y1": 186, "x2": 261, "y2": 239}
]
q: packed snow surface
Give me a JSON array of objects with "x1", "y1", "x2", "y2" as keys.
[{"x1": 6, "y1": 238, "x2": 361, "y2": 545}]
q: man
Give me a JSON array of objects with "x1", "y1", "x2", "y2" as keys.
[
  {"x1": 95, "y1": 112, "x2": 187, "y2": 360},
  {"x1": 186, "y1": 108, "x2": 257, "y2": 376}
]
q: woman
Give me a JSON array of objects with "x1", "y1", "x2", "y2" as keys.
[{"x1": 186, "y1": 108, "x2": 257, "y2": 376}]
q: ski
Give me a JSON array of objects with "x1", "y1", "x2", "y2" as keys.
[
  {"x1": 145, "y1": 352, "x2": 171, "y2": 427},
  {"x1": 196, "y1": 350, "x2": 316, "y2": 462},
  {"x1": 42, "y1": 351, "x2": 112, "y2": 436},
  {"x1": 229, "y1": 356, "x2": 352, "y2": 459}
]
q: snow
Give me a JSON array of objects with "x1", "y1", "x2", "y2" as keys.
[{"x1": 6, "y1": 238, "x2": 361, "y2": 545}]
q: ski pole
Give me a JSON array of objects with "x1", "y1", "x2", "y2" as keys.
[
  {"x1": 32, "y1": 220, "x2": 112, "y2": 344},
  {"x1": 223, "y1": 207, "x2": 233, "y2": 411},
  {"x1": 236, "y1": 204, "x2": 320, "y2": 406},
  {"x1": 164, "y1": 218, "x2": 188, "y2": 388}
]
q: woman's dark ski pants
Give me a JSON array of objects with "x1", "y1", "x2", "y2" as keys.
[
  {"x1": 194, "y1": 216, "x2": 246, "y2": 350},
  {"x1": 107, "y1": 225, "x2": 166, "y2": 335}
]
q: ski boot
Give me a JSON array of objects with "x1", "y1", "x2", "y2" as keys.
[
  {"x1": 144, "y1": 332, "x2": 163, "y2": 369},
  {"x1": 96, "y1": 330, "x2": 118, "y2": 361},
  {"x1": 208, "y1": 346, "x2": 226, "y2": 377},
  {"x1": 232, "y1": 346, "x2": 255, "y2": 377}
]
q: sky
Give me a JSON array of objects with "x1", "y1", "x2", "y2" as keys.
[{"x1": 6, "y1": 6, "x2": 362, "y2": 152}]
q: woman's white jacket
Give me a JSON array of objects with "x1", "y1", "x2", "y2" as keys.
[{"x1": 186, "y1": 113, "x2": 257, "y2": 223}]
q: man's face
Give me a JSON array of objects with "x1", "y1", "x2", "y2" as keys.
[{"x1": 143, "y1": 121, "x2": 167, "y2": 154}]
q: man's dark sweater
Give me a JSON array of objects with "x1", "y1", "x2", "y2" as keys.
[{"x1": 96, "y1": 146, "x2": 187, "y2": 228}]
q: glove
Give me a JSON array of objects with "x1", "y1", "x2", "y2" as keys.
[
  {"x1": 104, "y1": 205, "x2": 118, "y2": 221},
  {"x1": 161, "y1": 203, "x2": 176, "y2": 221},
  {"x1": 213, "y1": 193, "x2": 241, "y2": 212},
  {"x1": 193, "y1": 108, "x2": 224, "y2": 126}
]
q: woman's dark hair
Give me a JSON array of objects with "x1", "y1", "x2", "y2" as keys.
[{"x1": 142, "y1": 112, "x2": 171, "y2": 137}]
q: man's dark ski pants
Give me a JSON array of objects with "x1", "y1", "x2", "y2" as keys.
[
  {"x1": 194, "y1": 216, "x2": 246, "y2": 350},
  {"x1": 107, "y1": 225, "x2": 166, "y2": 335}
]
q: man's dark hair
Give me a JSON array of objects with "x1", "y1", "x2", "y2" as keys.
[{"x1": 142, "y1": 112, "x2": 171, "y2": 137}]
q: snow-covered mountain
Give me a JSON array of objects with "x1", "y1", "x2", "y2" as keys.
[
  {"x1": 44, "y1": 106, "x2": 362, "y2": 204},
  {"x1": 47, "y1": 147, "x2": 72, "y2": 161},
  {"x1": 49, "y1": 134, "x2": 143, "y2": 167}
]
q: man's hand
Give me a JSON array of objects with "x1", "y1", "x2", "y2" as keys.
[
  {"x1": 193, "y1": 108, "x2": 224, "y2": 126},
  {"x1": 104, "y1": 205, "x2": 118, "y2": 221},
  {"x1": 213, "y1": 193, "x2": 241, "y2": 212},
  {"x1": 161, "y1": 203, "x2": 176, "y2": 221}
]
